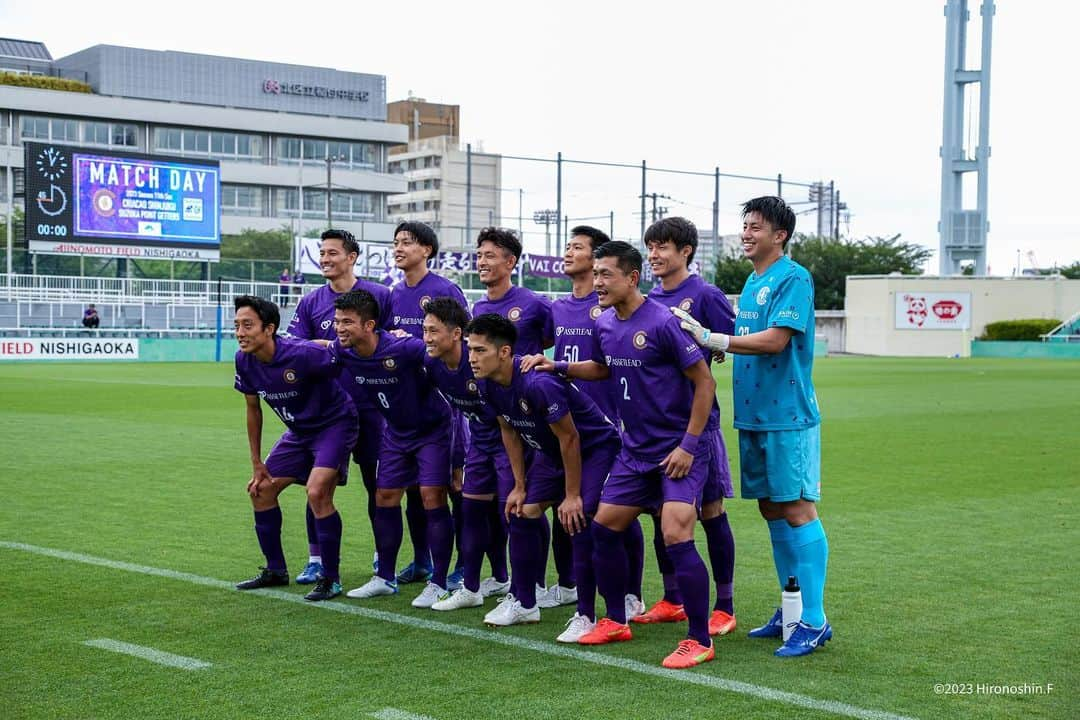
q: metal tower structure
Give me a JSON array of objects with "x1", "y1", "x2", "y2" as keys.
[{"x1": 939, "y1": 0, "x2": 995, "y2": 275}]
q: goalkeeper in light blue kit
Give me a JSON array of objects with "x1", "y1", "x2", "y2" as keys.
[{"x1": 673, "y1": 195, "x2": 830, "y2": 657}]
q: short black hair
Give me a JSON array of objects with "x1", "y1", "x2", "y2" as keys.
[
  {"x1": 570, "y1": 225, "x2": 611, "y2": 252},
  {"x1": 394, "y1": 221, "x2": 439, "y2": 257},
  {"x1": 321, "y1": 228, "x2": 360, "y2": 256},
  {"x1": 593, "y1": 240, "x2": 642, "y2": 280},
  {"x1": 466, "y1": 313, "x2": 517, "y2": 350},
  {"x1": 234, "y1": 295, "x2": 280, "y2": 333},
  {"x1": 476, "y1": 227, "x2": 522, "y2": 261},
  {"x1": 423, "y1": 296, "x2": 470, "y2": 331},
  {"x1": 643, "y1": 216, "x2": 698, "y2": 264},
  {"x1": 742, "y1": 196, "x2": 796, "y2": 248},
  {"x1": 333, "y1": 289, "x2": 380, "y2": 324}
]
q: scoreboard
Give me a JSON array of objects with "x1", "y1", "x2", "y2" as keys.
[{"x1": 24, "y1": 142, "x2": 221, "y2": 261}]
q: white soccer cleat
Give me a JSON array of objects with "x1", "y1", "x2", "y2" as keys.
[
  {"x1": 482, "y1": 593, "x2": 516, "y2": 625},
  {"x1": 625, "y1": 594, "x2": 645, "y2": 621},
  {"x1": 538, "y1": 584, "x2": 578, "y2": 608},
  {"x1": 411, "y1": 581, "x2": 449, "y2": 608},
  {"x1": 556, "y1": 613, "x2": 596, "y2": 643},
  {"x1": 431, "y1": 587, "x2": 484, "y2": 611},
  {"x1": 346, "y1": 575, "x2": 398, "y2": 599},
  {"x1": 485, "y1": 598, "x2": 540, "y2": 626},
  {"x1": 479, "y1": 577, "x2": 511, "y2": 598}
]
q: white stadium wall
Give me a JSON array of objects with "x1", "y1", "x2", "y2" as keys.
[{"x1": 844, "y1": 275, "x2": 1080, "y2": 357}]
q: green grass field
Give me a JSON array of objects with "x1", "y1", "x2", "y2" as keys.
[{"x1": 1, "y1": 357, "x2": 1077, "y2": 720}]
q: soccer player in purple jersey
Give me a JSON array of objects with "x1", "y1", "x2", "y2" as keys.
[
  {"x1": 526, "y1": 241, "x2": 717, "y2": 668},
  {"x1": 232, "y1": 295, "x2": 358, "y2": 602},
  {"x1": 420, "y1": 298, "x2": 512, "y2": 611},
  {"x1": 472, "y1": 227, "x2": 576, "y2": 608},
  {"x1": 644, "y1": 217, "x2": 738, "y2": 638},
  {"x1": 555, "y1": 226, "x2": 646, "y2": 622},
  {"x1": 389, "y1": 221, "x2": 472, "y2": 588},
  {"x1": 466, "y1": 314, "x2": 620, "y2": 636},
  {"x1": 284, "y1": 229, "x2": 391, "y2": 585},
  {"x1": 328, "y1": 290, "x2": 456, "y2": 609}
]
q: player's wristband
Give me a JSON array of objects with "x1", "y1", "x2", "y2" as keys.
[
  {"x1": 706, "y1": 332, "x2": 730, "y2": 353},
  {"x1": 679, "y1": 432, "x2": 700, "y2": 455},
  {"x1": 553, "y1": 361, "x2": 569, "y2": 376}
]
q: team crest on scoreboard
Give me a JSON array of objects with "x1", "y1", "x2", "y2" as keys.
[
  {"x1": 589, "y1": 305, "x2": 603, "y2": 320},
  {"x1": 632, "y1": 331, "x2": 648, "y2": 350},
  {"x1": 283, "y1": 368, "x2": 298, "y2": 383},
  {"x1": 519, "y1": 398, "x2": 530, "y2": 414},
  {"x1": 507, "y1": 307, "x2": 522, "y2": 322},
  {"x1": 419, "y1": 295, "x2": 432, "y2": 310},
  {"x1": 678, "y1": 298, "x2": 693, "y2": 312},
  {"x1": 382, "y1": 358, "x2": 397, "y2": 370},
  {"x1": 466, "y1": 379, "x2": 479, "y2": 394}
]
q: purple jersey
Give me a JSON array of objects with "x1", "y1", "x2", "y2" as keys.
[
  {"x1": 479, "y1": 357, "x2": 618, "y2": 462},
  {"x1": 234, "y1": 335, "x2": 356, "y2": 434},
  {"x1": 592, "y1": 299, "x2": 705, "y2": 463},
  {"x1": 473, "y1": 285, "x2": 553, "y2": 355},
  {"x1": 389, "y1": 271, "x2": 470, "y2": 338},
  {"x1": 552, "y1": 291, "x2": 618, "y2": 422},
  {"x1": 286, "y1": 279, "x2": 392, "y2": 341},
  {"x1": 424, "y1": 345, "x2": 502, "y2": 455},
  {"x1": 329, "y1": 332, "x2": 451, "y2": 443},
  {"x1": 648, "y1": 274, "x2": 735, "y2": 432}
]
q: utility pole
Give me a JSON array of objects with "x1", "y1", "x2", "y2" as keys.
[{"x1": 641, "y1": 193, "x2": 672, "y2": 224}]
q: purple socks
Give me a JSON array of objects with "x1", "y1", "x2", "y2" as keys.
[
  {"x1": 313, "y1": 510, "x2": 342, "y2": 581},
  {"x1": 509, "y1": 516, "x2": 543, "y2": 608},
  {"x1": 486, "y1": 500, "x2": 509, "y2": 582},
  {"x1": 404, "y1": 487, "x2": 429, "y2": 567},
  {"x1": 571, "y1": 527, "x2": 596, "y2": 621},
  {"x1": 253, "y1": 507, "x2": 286, "y2": 572},
  {"x1": 426, "y1": 506, "x2": 454, "y2": 588},
  {"x1": 374, "y1": 506, "x2": 403, "y2": 582},
  {"x1": 666, "y1": 540, "x2": 711, "y2": 646},
  {"x1": 591, "y1": 522, "x2": 628, "y2": 624},
  {"x1": 702, "y1": 513, "x2": 735, "y2": 614},
  {"x1": 623, "y1": 518, "x2": 644, "y2": 600},
  {"x1": 654, "y1": 521, "x2": 684, "y2": 605},
  {"x1": 305, "y1": 503, "x2": 320, "y2": 557},
  {"x1": 459, "y1": 498, "x2": 490, "y2": 593},
  {"x1": 551, "y1": 514, "x2": 576, "y2": 589}
]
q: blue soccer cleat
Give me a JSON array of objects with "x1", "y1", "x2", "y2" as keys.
[
  {"x1": 775, "y1": 621, "x2": 833, "y2": 657},
  {"x1": 396, "y1": 559, "x2": 433, "y2": 584},
  {"x1": 295, "y1": 561, "x2": 323, "y2": 585},
  {"x1": 446, "y1": 566, "x2": 465, "y2": 592},
  {"x1": 748, "y1": 608, "x2": 784, "y2": 638}
]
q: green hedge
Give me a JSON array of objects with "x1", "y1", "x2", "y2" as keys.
[
  {"x1": 0, "y1": 72, "x2": 92, "y2": 93},
  {"x1": 980, "y1": 319, "x2": 1061, "y2": 341}
]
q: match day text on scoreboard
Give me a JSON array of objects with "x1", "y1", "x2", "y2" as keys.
[{"x1": 0, "y1": 339, "x2": 140, "y2": 360}]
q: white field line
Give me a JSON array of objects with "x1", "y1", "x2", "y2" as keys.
[
  {"x1": 2, "y1": 541, "x2": 915, "y2": 720},
  {"x1": 83, "y1": 638, "x2": 211, "y2": 670},
  {"x1": 369, "y1": 708, "x2": 442, "y2": 720}
]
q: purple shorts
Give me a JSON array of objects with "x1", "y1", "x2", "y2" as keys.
[
  {"x1": 701, "y1": 428, "x2": 735, "y2": 503},
  {"x1": 463, "y1": 444, "x2": 514, "y2": 499},
  {"x1": 451, "y1": 410, "x2": 468, "y2": 470},
  {"x1": 350, "y1": 408, "x2": 385, "y2": 471},
  {"x1": 265, "y1": 419, "x2": 358, "y2": 486},
  {"x1": 600, "y1": 445, "x2": 709, "y2": 512},
  {"x1": 376, "y1": 425, "x2": 452, "y2": 489},
  {"x1": 524, "y1": 441, "x2": 619, "y2": 512}
]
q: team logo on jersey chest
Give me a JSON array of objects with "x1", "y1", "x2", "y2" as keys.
[
  {"x1": 467, "y1": 379, "x2": 479, "y2": 394},
  {"x1": 283, "y1": 368, "x2": 298, "y2": 383},
  {"x1": 419, "y1": 295, "x2": 432, "y2": 310},
  {"x1": 519, "y1": 398, "x2": 530, "y2": 413},
  {"x1": 590, "y1": 305, "x2": 603, "y2": 320},
  {"x1": 383, "y1": 358, "x2": 397, "y2": 370},
  {"x1": 632, "y1": 330, "x2": 648, "y2": 349},
  {"x1": 320, "y1": 319, "x2": 333, "y2": 330},
  {"x1": 678, "y1": 298, "x2": 693, "y2": 312},
  {"x1": 756, "y1": 287, "x2": 771, "y2": 306},
  {"x1": 507, "y1": 307, "x2": 522, "y2": 322}
]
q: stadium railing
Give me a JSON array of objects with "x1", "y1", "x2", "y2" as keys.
[{"x1": 1041, "y1": 308, "x2": 1080, "y2": 343}]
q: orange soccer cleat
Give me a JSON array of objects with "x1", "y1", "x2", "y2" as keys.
[
  {"x1": 577, "y1": 617, "x2": 633, "y2": 645},
  {"x1": 662, "y1": 638, "x2": 715, "y2": 669},
  {"x1": 631, "y1": 599, "x2": 687, "y2": 624},
  {"x1": 708, "y1": 609, "x2": 737, "y2": 636}
]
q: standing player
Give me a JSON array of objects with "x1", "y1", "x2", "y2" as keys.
[
  {"x1": 329, "y1": 290, "x2": 456, "y2": 609},
  {"x1": 467, "y1": 314, "x2": 620, "y2": 638},
  {"x1": 472, "y1": 227, "x2": 575, "y2": 609},
  {"x1": 672, "y1": 196, "x2": 830, "y2": 657},
  {"x1": 644, "y1": 217, "x2": 738, "y2": 637},
  {"x1": 232, "y1": 295, "x2": 357, "y2": 602},
  {"x1": 421, "y1": 298, "x2": 513, "y2": 611},
  {"x1": 527, "y1": 241, "x2": 717, "y2": 668},
  {"x1": 388, "y1": 221, "x2": 474, "y2": 589},
  {"x1": 286, "y1": 229, "x2": 391, "y2": 584},
  {"x1": 556, "y1": 226, "x2": 646, "y2": 621}
]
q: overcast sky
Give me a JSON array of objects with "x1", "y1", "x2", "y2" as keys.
[{"x1": 3, "y1": 0, "x2": 1075, "y2": 274}]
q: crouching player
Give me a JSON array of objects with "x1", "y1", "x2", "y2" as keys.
[
  {"x1": 232, "y1": 295, "x2": 358, "y2": 602},
  {"x1": 421, "y1": 298, "x2": 512, "y2": 611},
  {"x1": 468, "y1": 314, "x2": 620, "y2": 638},
  {"x1": 527, "y1": 241, "x2": 716, "y2": 668},
  {"x1": 328, "y1": 290, "x2": 456, "y2": 609}
]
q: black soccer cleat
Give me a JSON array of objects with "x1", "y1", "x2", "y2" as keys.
[
  {"x1": 236, "y1": 567, "x2": 290, "y2": 590},
  {"x1": 304, "y1": 576, "x2": 342, "y2": 602}
]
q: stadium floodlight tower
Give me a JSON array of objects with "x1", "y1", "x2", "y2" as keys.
[{"x1": 938, "y1": 0, "x2": 995, "y2": 275}]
